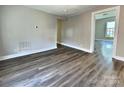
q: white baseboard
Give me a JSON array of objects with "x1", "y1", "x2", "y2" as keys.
[
  {"x1": 60, "y1": 43, "x2": 92, "y2": 53},
  {"x1": 95, "y1": 39, "x2": 113, "y2": 41},
  {"x1": 113, "y1": 56, "x2": 124, "y2": 62},
  {"x1": 0, "y1": 47, "x2": 57, "y2": 61}
]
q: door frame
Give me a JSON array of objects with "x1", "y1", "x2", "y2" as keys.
[{"x1": 90, "y1": 6, "x2": 120, "y2": 57}]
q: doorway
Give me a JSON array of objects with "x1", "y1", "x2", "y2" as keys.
[
  {"x1": 90, "y1": 6, "x2": 120, "y2": 58},
  {"x1": 57, "y1": 19, "x2": 63, "y2": 48}
]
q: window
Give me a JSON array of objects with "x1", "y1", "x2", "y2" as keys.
[{"x1": 105, "y1": 21, "x2": 115, "y2": 38}]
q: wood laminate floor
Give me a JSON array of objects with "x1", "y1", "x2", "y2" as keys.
[{"x1": 0, "y1": 40, "x2": 124, "y2": 87}]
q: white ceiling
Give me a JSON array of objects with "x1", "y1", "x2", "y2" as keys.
[{"x1": 26, "y1": 5, "x2": 97, "y2": 17}]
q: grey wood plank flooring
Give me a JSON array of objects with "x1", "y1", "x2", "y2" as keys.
[{"x1": 0, "y1": 41, "x2": 124, "y2": 87}]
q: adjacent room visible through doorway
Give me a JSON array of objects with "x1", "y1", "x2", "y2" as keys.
[
  {"x1": 91, "y1": 6, "x2": 120, "y2": 60},
  {"x1": 95, "y1": 10, "x2": 116, "y2": 61}
]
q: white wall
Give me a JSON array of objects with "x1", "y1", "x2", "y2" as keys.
[{"x1": 0, "y1": 5, "x2": 57, "y2": 59}]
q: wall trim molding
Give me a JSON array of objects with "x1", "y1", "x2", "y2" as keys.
[
  {"x1": 0, "y1": 47, "x2": 57, "y2": 61},
  {"x1": 113, "y1": 56, "x2": 124, "y2": 62},
  {"x1": 60, "y1": 42, "x2": 92, "y2": 53}
]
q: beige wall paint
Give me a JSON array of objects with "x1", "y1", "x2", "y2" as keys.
[
  {"x1": 61, "y1": 6, "x2": 113, "y2": 51},
  {"x1": 57, "y1": 19, "x2": 63, "y2": 43},
  {"x1": 61, "y1": 5, "x2": 124, "y2": 58},
  {"x1": 0, "y1": 6, "x2": 57, "y2": 57},
  {"x1": 0, "y1": 5, "x2": 124, "y2": 59},
  {"x1": 95, "y1": 17, "x2": 115, "y2": 40},
  {"x1": 0, "y1": 7, "x2": 4, "y2": 56},
  {"x1": 61, "y1": 12, "x2": 92, "y2": 50},
  {"x1": 116, "y1": 6, "x2": 124, "y2": 57}
]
